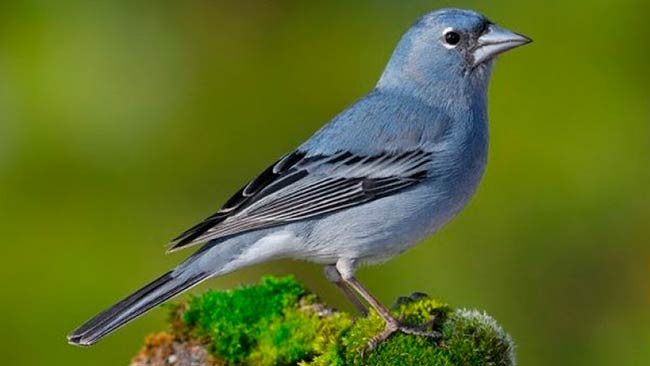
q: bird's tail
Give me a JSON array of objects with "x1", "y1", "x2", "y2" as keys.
[{"x1": 67, "y1": 268, "x2": 211, "y2": 346}]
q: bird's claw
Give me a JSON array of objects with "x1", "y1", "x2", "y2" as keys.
[
  {"x1": 362, "y1": 321, "x2": 398, "y2": 357},
  {"x1": 398, "y1": 325, "x2": 441, "y2": 338},
  {"x1": 362, "y1": 317, "x2": 441, "y2": 356}
]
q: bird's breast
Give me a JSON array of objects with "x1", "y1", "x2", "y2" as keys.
[{"x1": 420, "y1": 115, "x2": 489, "y2": 230}]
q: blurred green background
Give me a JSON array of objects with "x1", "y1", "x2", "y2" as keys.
[{"x1": 1, "y1": 1, "x2": 648, "y2": 365}]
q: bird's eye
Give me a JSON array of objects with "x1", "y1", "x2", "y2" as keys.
[{"x1": 444, "y1": 31, "x2": 461, "y2": 46}]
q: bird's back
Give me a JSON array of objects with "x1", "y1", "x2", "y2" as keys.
[
  {"x1": 299, "y1": 89, "x2": 456, "y2": 156},
  {"x1": 300, "y1": 88, "x2": 488, "y2": 180}
]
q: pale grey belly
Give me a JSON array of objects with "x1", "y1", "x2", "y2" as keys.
[{"x1": 292, "y1": 178, "x2": 479, "y2": 265}]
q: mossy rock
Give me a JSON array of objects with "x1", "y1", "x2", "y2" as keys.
[{"x1": 132, "y1": 276, "x2": 515, "y2": 366}]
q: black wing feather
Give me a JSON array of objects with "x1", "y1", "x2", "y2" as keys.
[
  {"x1": 168, "y1": 151, "x2": 306, "y2": 251},
  {"x1": 168, "y1": 149, "x2": 431, "y2": 252}
]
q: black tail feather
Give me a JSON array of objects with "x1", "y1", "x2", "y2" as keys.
[{"x1": 68, "y1": 270, "x2": 209, "y2": 346}]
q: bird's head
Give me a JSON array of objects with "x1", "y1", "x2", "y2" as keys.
[{"x1": 378, "y1": 8, "x2": 531, "y2": 103}]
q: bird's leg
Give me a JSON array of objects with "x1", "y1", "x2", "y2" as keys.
[
  {"x1": 335, "y1": 259, "x2": 441, "y2": 352},
  {"x1": 324, "y1": 265, "x2": 368, "y2": 316}
]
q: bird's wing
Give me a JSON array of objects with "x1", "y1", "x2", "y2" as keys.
[{"x1": 168, "y1": 149, "x2": 432, "y2": 252}]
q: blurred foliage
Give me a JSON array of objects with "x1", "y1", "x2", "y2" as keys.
[{"x1": 0, "y1": 1, "x2": 648, "y2": 366}]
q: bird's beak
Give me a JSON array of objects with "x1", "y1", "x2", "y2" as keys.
[{"x1": 472, "y1": 24, "x2": 531, "y2": 66}]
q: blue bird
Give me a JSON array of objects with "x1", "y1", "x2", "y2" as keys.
[{"x1": 68, "y1": 8, "x2": 530, "y2": 349}]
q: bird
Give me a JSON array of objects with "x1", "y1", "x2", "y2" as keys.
[{"x1": 68, "y1": 8, "x2": 530, "y2": 350}]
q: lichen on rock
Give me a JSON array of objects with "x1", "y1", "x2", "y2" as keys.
[{"x1": 131, "y1": 276, "x2": 515, "y2": 366}]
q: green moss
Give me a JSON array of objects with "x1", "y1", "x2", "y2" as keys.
[
  {"x1": 182, "y1": 276, "x2": 316, "y2": 364},
  {"x1": 164, "y1": 276, "x2": 516, "y2": 366},
  {"x1": 441, "y1": 309, "x2": 516, "y2": 366},
  {"x1": 335, "y1": 297, "x2": 452, "y2": 366}
]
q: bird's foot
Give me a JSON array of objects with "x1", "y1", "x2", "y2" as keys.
[{"x1": 363, "y1": 316, "x2": 441, "y2": 355}]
